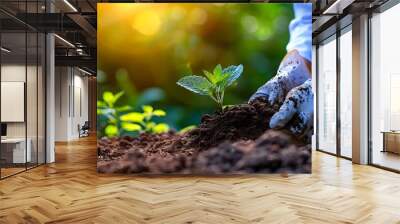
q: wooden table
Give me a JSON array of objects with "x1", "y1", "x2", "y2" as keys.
[{"x1": 381, "y1": 131, "x2": 400, "y2": 154}]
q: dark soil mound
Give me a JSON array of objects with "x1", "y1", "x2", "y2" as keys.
[
  {"x1": 97, "y1": 132, "x2": 193, "y2": 174},
  {"x1": 97, "y1": 98, "x2": 311, "y2": 174},
  {"x1": 193, "y1": 131, "x2": 311, "y2": 174},
  {"x1": 97, "y1": 131, "x2": 311, "y2": 174},
  {"x1": 186, "y1": 98, "x2": 279, "y2": 149}
]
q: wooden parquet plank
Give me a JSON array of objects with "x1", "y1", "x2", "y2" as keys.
[{"x1": 0, "y1": 136, "x2": 400, "y2": 223}]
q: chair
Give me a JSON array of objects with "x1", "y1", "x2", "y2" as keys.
[{"x1": 79, "y1": 121, "x2": 90, "y2": 138}]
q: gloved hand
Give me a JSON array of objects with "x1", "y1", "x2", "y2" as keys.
[
  {"x1": 269, "y1": 79, "x2": 313, "y2": 138},
  {"x1": 249, "y1": 50, "x2": 311, "y2": 106}
]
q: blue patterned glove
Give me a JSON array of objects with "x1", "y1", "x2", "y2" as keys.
[
  {"x1": 270, "y1": 79, "x2": 313, "y2": 137},
  {"x1": 249, "y1": 50, "x2": 310, "y2": 106}
]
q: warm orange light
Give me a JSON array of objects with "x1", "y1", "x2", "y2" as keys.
[{"x1": 132, "y1": 11, "x2": 161, "y2": 36}]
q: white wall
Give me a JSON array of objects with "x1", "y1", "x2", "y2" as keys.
[
  {"x1": 55, "y1": 66, "x2": 69, "y2": 141},
  {"x1": 55, "y1": 67, "x2": 89, "y2": 141}
]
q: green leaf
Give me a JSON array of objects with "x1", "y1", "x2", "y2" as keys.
[
  {"x1": 103, "y1": 92, "x2": 115, "y2": 106},
  {"x1": 213, "y1": 64, "x2": 222, "y2": 77},
  {"x1": 102, "y1": 91, "x2": 124, "y2": 107},
  {"x1": 115, "y1": 105, "x2": 131, "y2": 112},
  {"x1": 214, "y1": 64, "x2": 228, "y2": 84},
  {"x1": 106, "y1": 115, "x2": 117, "y2": 124},
  {"x1": 97, "y1": 101, "x2": 106, "y2": 107},
  {"x1": 120, "y1": 112, "x2": 144, "y2": 123},
  {"x1": 113, "y1": 91, "x2": 124, "y2": 103},
  {"x1": 145, "y1": 122, "x2": 156, "y2": 131},
  {"x1": 178, "y1": 125, "x2": 196, "y2": 134},
  {"x1": 121, "y1": 122, "x2": 142, "y2": 132},
  {"x1": 153, "y1": 109, "x2": 166, "y2": 116},
  {"x1": 152, "y1": 123, "x2": 169, "y2": 134},
  {"x1": 176, "y1": 75, "x2": 213, "y2": 96},
  {"x1": 97, "y1": 108, "x2": 115, "y2": 115},
  {"x1": 203, "y1": 70, "x2": 216, "y2": 84},
  {"x1": 105, "y1": 125, "x2": 118, "y2": 137},
  {"x1": 142, "y1": 105, "x2": 153, "y2": 114},
  {"x1": 222, "y1": 64, "x2": 243, "y2": 87}
]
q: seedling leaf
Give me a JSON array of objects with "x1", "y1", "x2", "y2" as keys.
[
  {"x1": 120, "y1": 112, "x2": 144, "y2": 123},
  {"x1": 121, "y1": 122, "x2": 142, "y2": 132},
  {"x1": 113, "y1": 91, "x2": 124, "y2": 103},
  {"x1": 145, "y1": 122, "x2": 156, "y2": 130},
  {"x1": 153, "y1": 109, "x2": 166, "y2": 116},
  {"x1": 176, "y1": 75, "x2": 213, "y2": 95},
  {"x1": 222, "y1": 64, "x2": 243, "y2": 87},
  {"x1": 105, "y1": 125, "x2": 118, "y2": 137},
  {"x1": 177, "y1": 64, "x2": 243, "y2": 109},
  {"x1": 103, "y1": 92, "x2": 115, "y2": 106},
  {"x1": 142, "y1": 105, "x2": 153, "y2": 113},
  {"x1": 152, "y1": 123, "x2": 169, "y2": 134},
  {"x1": 97, "y1": 101, "x2": 106, "y2": 107},
  {"x1": 213, "y1": 64, "x2": 223, "y2": 77},
  {"x1": 203, "y1": 70, "x2": 216, "y2": 84},
  {"x1": 116, "y1": 105, "x2": 131, "y2": 112}
]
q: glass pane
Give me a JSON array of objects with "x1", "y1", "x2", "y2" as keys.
[
  {"x1": 27, "y1": 31, "x2": 38, "y2": 169},
  {"x1": 38, "y1": 33, "x2": 46, "y2": 165},
  {"x1": 317, "y1": 37, "x2": 337, "y2": 154},
  {"x1": 339, "y1": 29, "x2": 352, "y2": 158},
  {"x1": 1, "y1": 30, "x2": 27, "y2": 177},
  {"x1": 371, "y1": 4, "x2": 400, "y2": 171}
]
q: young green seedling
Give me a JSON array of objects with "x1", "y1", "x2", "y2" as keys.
[
  {"x1": 97, "y1": 91, "x2": 131, "y2": 137},
  {"x1": 176, "y1": 64, "x2": 243, "y2": 108},
  {"x1": 97, "y1": 91, "x2": 169, "y2": 137},
  {"x1": 119, "y1": 105, "x2": 169, "y2": 134}
]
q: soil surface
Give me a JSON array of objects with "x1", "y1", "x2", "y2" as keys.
[{"x1": 97, "y1": 99, "x2": 311, "y2": 174}]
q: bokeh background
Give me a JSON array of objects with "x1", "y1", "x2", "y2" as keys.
[{"x1": 98, "y1": 3, "x2": 293, "y2": 136}]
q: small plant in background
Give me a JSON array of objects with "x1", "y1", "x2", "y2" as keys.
[
  {"x1": 177, "y1": 64, "x2": 243, "y2": 108},
  {"x1": 97, "y1": 91, "x2": 131, "y2": 137},
  {"x1": 97, "y1": 91, "x2": 169, "y2": 137},
  {"x1": 119, "y1": 105, "x2": 169, "y2": 134}
]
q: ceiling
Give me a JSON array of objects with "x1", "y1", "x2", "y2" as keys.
[{"x1": 0, "y1": 0, "x2": 392, "y2": 73}]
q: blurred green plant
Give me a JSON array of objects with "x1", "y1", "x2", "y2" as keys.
[
  {"x1": 120, "y1": 105, "x2": 169, "y2": 134},
  {"x1": 97, "y1": 91, "x2": 130, "y2": 137},
  {"x1": 177, "y1": 64, "x2": 243, "y2": 108},
  {"x1": 97, "y1": 91, "x2": 169, "y2": 137}
]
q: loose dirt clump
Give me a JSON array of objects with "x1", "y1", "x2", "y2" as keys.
[
  {"x1": 192, "y1": 131, "x2": 310, "y2": 174},
  {"x1": 97, "y1": 132, "x2": 193, "y2": 174},
  {"x1": 186, "y1": 98, "x2": 279, "y2": 149}
]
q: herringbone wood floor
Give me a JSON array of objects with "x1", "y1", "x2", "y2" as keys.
[{"x1": 1, "y1": 136, "x2": 400, "y2": 224}]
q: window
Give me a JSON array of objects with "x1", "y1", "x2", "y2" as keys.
[
  {"x1": 0, "y1": 2, "x2": 46, "y2": 179},
  {"x1": 317, "y1": 36, "x2": 337, "y2": 154},
  {"x1": 339, "y1": 28, "x2": 352, "y2": 158},
  {"x1": 370, "y1": 3, "x2": 400, "y2": 171}
]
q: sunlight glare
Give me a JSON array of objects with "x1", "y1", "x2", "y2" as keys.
[{"x1": 132, "y1": 11, "x2": 161, "y2": 36}]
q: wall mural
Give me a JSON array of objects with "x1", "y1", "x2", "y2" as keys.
[{"x1": 97, "y1": 3, "x2": 313, "y2": 174}]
